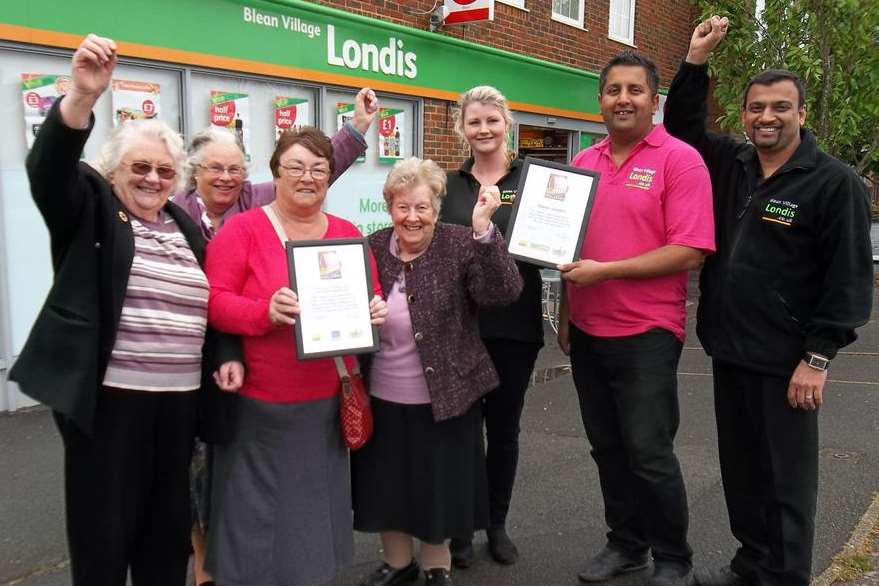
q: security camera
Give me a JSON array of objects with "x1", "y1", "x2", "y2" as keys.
[{"x1": 429, "y1": 5, "x2": 449, "y2": 32}]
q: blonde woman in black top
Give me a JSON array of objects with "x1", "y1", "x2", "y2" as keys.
[{"x1": 440, "y1": 86, "x2": 544, "y2": 567}]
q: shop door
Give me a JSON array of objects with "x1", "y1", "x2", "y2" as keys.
[{"x1": 517, "y1": 125, "x2": 573, "y2": 164}]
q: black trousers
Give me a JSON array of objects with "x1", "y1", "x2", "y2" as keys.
[
  {"x1": 482, "y1": 339, "x2": 542, "y2": 529},
  {"x1": 712, "y1": 360, "x2": 818, "y2": 586},
  {"x1": 54, "y1": 388, "x2": 198, "y2": 586},
  {"x1": 570, "y1": 326, "x2": 692, "y2": 569}
]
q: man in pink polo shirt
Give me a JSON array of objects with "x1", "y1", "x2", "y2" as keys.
[{"x1": 557, "y1": 51, "x2": 715, "y2": 586}]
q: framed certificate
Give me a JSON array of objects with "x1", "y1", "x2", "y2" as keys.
[
  {"x1": 286, "y1": 238, "x2": 380, "y2": 359},
  {"x1": 505, "y1": 157, "x2": 599, "y2": 268}
]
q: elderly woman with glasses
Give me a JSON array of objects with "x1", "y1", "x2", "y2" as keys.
[
  {"x1": 9, "y1": 34, "x2": 243, "y2": 586},
  {"x1": 174, "y1": 97, "x2": 376, "y2": 586},
  {"x1": 203, "y1": 127, "x2": 388, "y2": 586},
  {"x1": 351, "y1": 158, "x2": 523, "y2": 586},
  {"x1": 173, "y1": 88, "x2": 376, "y2": 240}
]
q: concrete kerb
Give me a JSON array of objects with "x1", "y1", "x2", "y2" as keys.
[{"x1": 813, "y1": 491, "x2": 879, "y2": 586}]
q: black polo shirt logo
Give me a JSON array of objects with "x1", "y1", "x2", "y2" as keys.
[
  {"x1": 761, "y1": 198, "x2": 798, "y2": 227},
  {"x1": 500, "y1": 189, "x2": 516, "y2": 205}
]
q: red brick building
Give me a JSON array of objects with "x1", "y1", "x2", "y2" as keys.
[{"x1": 316, "y1": 0, "x2": 699, "y2": 169}]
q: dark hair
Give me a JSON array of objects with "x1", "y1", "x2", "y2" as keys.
[
  {"x1": 269, "y1": 127, "x2": 334, "y2": 178},
  {"x1": 599, "y1": 50, "x2": 660, "y2": 95},
  {"x1": 743, "y1": 69, "x2": 806, "y2": 108}
]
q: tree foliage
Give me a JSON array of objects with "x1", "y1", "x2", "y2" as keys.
[{"x1": 694, "y1": 0, "x2": 879, "y2": 179}]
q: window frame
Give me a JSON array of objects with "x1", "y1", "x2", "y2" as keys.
[
  {"x1": 551, "y1": 0, "x2": 585, "y2": 28},
  {"x1": 607, "y1": 0, "x2": 636, "y2": 46},
  {"x1": 497, "y1": 0, "x2": 527, "y2": 10}
]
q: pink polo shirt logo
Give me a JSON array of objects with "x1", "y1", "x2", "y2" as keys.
[{"x1": 625, "y1": 166, "x2": 657, "y2": 190}]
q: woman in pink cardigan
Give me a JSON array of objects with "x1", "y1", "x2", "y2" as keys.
[
  {"x1": 177, "y1": 89, "x2": 377, "y2": 586},
  {"x1": 203, "y1": 128, "x2": 387, "y2": 586}
]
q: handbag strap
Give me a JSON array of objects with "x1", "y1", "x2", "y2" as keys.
[
  {"x1": 334, "y1": 356, "x2": 350, "y2": 380},
  {"x1": 334, "y1": 356, "x2": 361, "y2": 378},
  {"x1": 262, "y1": 204, "x2": 288, "y2": 249}
]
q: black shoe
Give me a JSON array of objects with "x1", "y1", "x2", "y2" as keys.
[
  {"x1": 694, "y1": 565, "x2": 752, "y2": 586},
  {"x1": 577, "y1": 546, "x2": 650, "y2": 582},
  {"x1": 649, "y1": 564, "x2": 694, "y2": 586},
  {"x1": 487, "y1": 527, "x2": 519, "y2": 565},
  {"x1": 449, "y1": 537, "x2": 474, "y2": 569},
  {"x1": 359, "y1": 559, "x2": 420, "y2": 586},
  {"x1": 424, "y1": 568, "x2": 452, "y2": 585}
]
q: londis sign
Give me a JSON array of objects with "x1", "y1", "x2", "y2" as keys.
[
  {"x1": 327, "y1": 25, "x2": 418, "y2": 80},
  {"x1": 243, "y1": 7, "x2": 418, "y2": 80},
  {"x1": 0, "y1": 0, "x2": 603, "y2": 121}
]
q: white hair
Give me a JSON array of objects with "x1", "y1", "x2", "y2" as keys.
[
  {"x1": 382, "y1": 157, "x2": 447, "y2": 214},
  {"x1": 93, "y1": 119, "x2": 186, "y2": 192},
  {"x1": 183, "y1": 126, "x2": 247, "y2": 191}
]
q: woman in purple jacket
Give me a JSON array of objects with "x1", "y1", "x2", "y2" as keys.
[
  {"x1": 352, "y1": 158, "x2": 523, "y2": 586},
  {"x1": 176, "y1": 89, "x2": 377, "y2": 586}
]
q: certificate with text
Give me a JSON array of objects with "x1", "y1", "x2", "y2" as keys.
[
  {"x1": 287, "y1": 238, "x2": 379, "y2": 359},
  {"x1": 506, "y1": 157, "x2": 599, "y2": 268}
]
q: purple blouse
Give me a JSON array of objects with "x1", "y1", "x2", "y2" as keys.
[
  {"x1": 370, "y1": 276, "x2": 432, "y2": 404},
  {"x1": 370, "y1": 225, "x2": 496, "y2": 405}
]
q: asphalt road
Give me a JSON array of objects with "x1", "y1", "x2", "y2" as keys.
[{"x1": 1, "y1": 272, "x2": 877, "y2": 586}]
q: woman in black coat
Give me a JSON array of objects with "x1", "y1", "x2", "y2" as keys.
[{"x1": 9, "y1": 34, "x2": 243, "y2": 586}]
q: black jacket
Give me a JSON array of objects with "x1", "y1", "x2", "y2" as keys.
[
  {"x1": 664, "y1": 61, "x2": 873, "y2": 376},
  {"x1": 9, "y1": 100, "x2": 241, "y2": 436},
  {"x1": 442, "y1": 157, "x2": 544, "y2": 345}
]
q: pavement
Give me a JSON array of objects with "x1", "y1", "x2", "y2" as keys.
[{"x1": 1, "y1": 270, "x2": 877, "y2": 586}]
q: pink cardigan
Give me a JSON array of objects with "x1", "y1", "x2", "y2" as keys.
[{"x1": 206, "y1": 208, "x2": 381, "y2": 403}]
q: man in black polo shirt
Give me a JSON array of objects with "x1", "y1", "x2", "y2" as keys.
[{"x1": 664, "y1": 16, "x2": 874, "y2": 586}]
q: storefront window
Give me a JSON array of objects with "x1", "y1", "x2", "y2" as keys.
[
  {"x1": 188, "y1": 72, "x2": 317, "y2": 182},
  {"x1": 322, "y1": 90, "x2": 418, "y2": 236}
]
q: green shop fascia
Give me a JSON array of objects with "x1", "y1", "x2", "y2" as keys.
[{"x1": 0, "y1": 0, "x2": 603, "y2": 123}]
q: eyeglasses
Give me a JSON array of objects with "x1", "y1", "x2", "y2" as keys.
[
  {"x1": 123, "y1": 161, "x2": 177, "y2": 180},
  {"x1": 278, "y1": 163, "x2": 330, "y2": 181},
  {"x1": 198, "y1": 163, "x2": 246, "y2": 177}
]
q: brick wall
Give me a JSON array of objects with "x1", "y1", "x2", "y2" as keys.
[{"x1": 316, "y1": 0, "x2": 700, "y2": 166}]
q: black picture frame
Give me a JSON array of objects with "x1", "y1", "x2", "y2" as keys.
[
  {"x1": 505, "y1": 156, "x2": 600, "y2": 269},
  {"x1": 286, "y1": 237, "x2": 380, "y2": 360}
]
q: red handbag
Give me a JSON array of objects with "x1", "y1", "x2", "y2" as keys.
[{"x1": 334, "y1": 357, "x2": 373, "y2": 450}]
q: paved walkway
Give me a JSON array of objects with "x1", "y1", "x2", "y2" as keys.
[{"x1": 1, "y1": 274, "x2": 877, "y2": 586}]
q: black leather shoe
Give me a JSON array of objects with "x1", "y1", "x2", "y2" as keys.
[
  {"x1": 649, "y1": 564, "x2": 694, "y2": 586},
  {"x1": 487, "y1": 527, "x2": 519, "y2": 565},
  {"x1": 449, "y1": 538, "x2": 474, "y2": 569},
  {"x1": 694, "y1": 565, "x2": 752, "y2": 586},
  {"x1": 577, "y1": 546, "x2": 650, "y2": 582},
  {"x1": 359, "y1": 559, "x2": 420, "y2": 586},
  {"x1": 424, "y1": 568, "x2": 452, "y2": 585}
]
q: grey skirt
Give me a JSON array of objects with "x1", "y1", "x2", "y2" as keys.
[{"x1": 205, "y1": 394, "x2": 351, "y2": 586}]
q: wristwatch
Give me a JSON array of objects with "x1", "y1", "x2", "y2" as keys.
[{"x1": 804, "y1": 352, "x2": 830, "y2": 371}]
